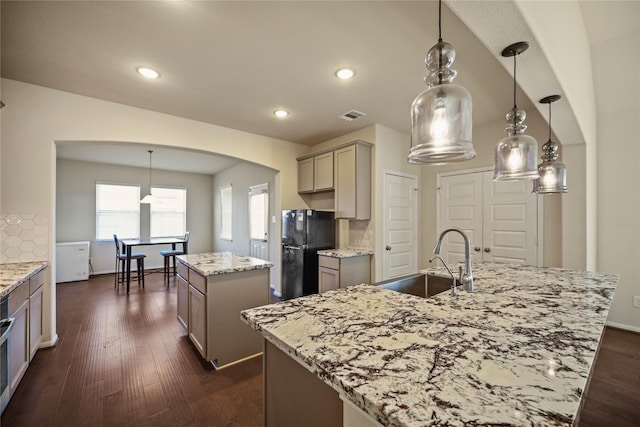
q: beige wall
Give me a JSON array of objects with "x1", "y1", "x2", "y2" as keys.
[
  {"x1": 1, "y1": 78, "x2": 307, "y2": 346},
  {"x1": 212, "y1": 162, "x2": 279, "y2": 289},
  {"x1": 594, "y1": 26, "x2": 640, "y2": 330},
  {"x1": 56, "y1": 158, "x2": 214, "y2": 273}
]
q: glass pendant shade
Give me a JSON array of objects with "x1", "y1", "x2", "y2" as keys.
[
  {"x1": 494, "y1": 107, "x2": 539, "y2": 180},
  {"x1": 493, "y1": 42, "x2": 538, "y2": 181},
  {"x1": 408, "y1": 37, "x2": 474, "y2": 164},
  {"x1": 533, "y1": 95, "x2": 567, "y2": 194}
]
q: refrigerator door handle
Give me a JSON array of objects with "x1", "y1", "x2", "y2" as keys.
[{"x1": 283, "y1": 245, "x2": 301, "y2": 250}]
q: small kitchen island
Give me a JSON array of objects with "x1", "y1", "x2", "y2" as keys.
[
  {"x1": 242, "y1": 262, "x2": 619, "y2": 426},
  {"x1": 176, "y1": 252, "x2": 272, "y2": 369}
]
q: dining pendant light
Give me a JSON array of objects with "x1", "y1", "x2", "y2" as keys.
[
  {"x1": 494, "y1": 42, "x2": 539, "y2": 181},
  {"x1": 408, "y1": 0, "x2": 474, "y2": 165},
  {"x1": 533, "y1": 95, "x2": 568, "y2": 194},
  {"x1": 140, "y1": 150, "x2": 155, "y2": 204}
]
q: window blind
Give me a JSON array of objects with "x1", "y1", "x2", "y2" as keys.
[
  {"x1": 249, "y1": 184, "x2": 268, "y2": 241},
  {"x1": 220, "y1": 184, "x2": 232, "y2": 240},
  {"x1": 150, "y1": 187, "x2": 187, "y2": 238},
  {"x1": 96, "y1": 183, "x2": 140, "y2": 240}
]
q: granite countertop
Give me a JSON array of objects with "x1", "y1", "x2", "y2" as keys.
[
  {"x1": 177, "y1": 252, "x2": 273, "y2": 277},
  {"x1": 317, "y1": 248, "x2": 374, "y2": 258},
  {"x1": 242, "y1": 262, "x2": 619, "y2": 426},
  {"x1": 0, "y1": 261, "x2": 48, "y2": 298}
]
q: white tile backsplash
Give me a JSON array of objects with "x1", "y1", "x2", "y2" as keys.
[
  {"x1": 1, "y1": 213, "x2": 49, "y2": 263},
  {"x1": 348, "y1": 219, "x2": 374, "y2": 250}
]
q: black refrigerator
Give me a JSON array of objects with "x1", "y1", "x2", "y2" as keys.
[{"x1": 281, "y1": 209, "x2": 335, "y2": 300}]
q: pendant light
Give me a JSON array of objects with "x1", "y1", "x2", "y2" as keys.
[
  {"x1": 140, "y1": 150, "x2": 155, "y2": 204},
  {"x1": 494, "y1": 42, "x2": 539, "y2": 181},
  {"x1": 408, "y1": 0, "x2": 474, "y2": 165},
  {"x1": 533, "y1": 95, "x2": 568, "y2": 194}
]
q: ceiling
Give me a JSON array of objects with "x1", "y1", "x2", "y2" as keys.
[{"x1": 1, "y1": 1, "x2": 632, "y2": 173}]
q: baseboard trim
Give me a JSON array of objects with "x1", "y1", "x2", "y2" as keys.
[
  {"x1": 606, "y1": 321, "x2": 640, "y2": 333},
  {"x1": 40, "y1": 334, "x2": 59, "y2": 348}
]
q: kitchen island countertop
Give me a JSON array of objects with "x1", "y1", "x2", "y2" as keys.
[
  {"x1": 0, "y1": 261, "x2": 48, "y2": 298},
  {"x1": 177, "y1": 252, "x2": 273, "y2": 277},
  {"x1": 242, "y1": 262, "x2": 619, "y2": 426}
]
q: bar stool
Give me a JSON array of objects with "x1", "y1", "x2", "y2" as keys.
[
  {"x1": 113, "y1": 235, "x2": 146, "y2": 289},
  {"x1": 160, "y1": 231, "x2": 189, "y2": 283}
]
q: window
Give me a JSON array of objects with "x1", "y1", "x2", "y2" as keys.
[
  {"x1": 150, "y1": 187, "x2": 186, "y2": 238},
  {"x1": 220, "y1": 184, "x2": 232, "y2": 240},
  {"x1": 96, "y1": 182, "x2": 140, "y2": 240},
  {"x1": 249, "y1": 184, "x2": 268, "y2": 242}
]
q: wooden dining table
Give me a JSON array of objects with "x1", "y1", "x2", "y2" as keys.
[{"x1": 120, "y1": 237, "x2": 189, "y2": 293}]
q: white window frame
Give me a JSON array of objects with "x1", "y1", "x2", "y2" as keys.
[
  {"x1": 249, "y1": 183, "x2": 269, "y2": 242},
  {"x1": 150, "y1": 186, "x2": 187, "y2": 238},
  {"x1": 95, "y1": 182, "x2": 140, "y2": 240},
  {"x1": 220, "y1": 184, "x2": 233, "y2": 241}
]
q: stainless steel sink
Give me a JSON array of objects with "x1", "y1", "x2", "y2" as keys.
[{"x1": 375, "y1": 273, "x2": 458, "y2": 298}]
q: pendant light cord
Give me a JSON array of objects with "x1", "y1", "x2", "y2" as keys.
[
  {"x1": 548, "y1": 102, "x2": 552, "y2": 141},
  {"x1": 148, "y1": 150, "x2": 153, "y2": 191},
  {"x1": 512, "y1": 54, "x2": 517, "y2": 110},
  {"x1": 437, "y1": 0, "x2": 443, "y2": 85}
]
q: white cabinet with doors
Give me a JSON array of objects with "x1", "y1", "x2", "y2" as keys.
[
  {"x1": 437, "y1": 169, "x2": 538, "y2": 266},
  {"x1": 8, "y1": 282, "x2": 29, "y2": 397},
  {"x1": 28, "y1": 270, "x2": 44, "y2": 362},
  {"x1": 298, "y1": 152, "x2": 334, "y2": 193}
]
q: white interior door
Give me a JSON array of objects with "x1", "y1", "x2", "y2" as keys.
[
  {"x1": 249, "y1": 183, "x2": 269, "y2": 260},
  {"x1": 383, "y1": 171, "x2": 418, "y2": 279},
  {"x1": 483, "y1": 172, "x2": 537, "y2": 264},
  {"x1": 437, "y1": 172, "x2": 483, "y2": 265},
  {"x1": 438, "y1": 169, "x2": 538, "y2": 266}
]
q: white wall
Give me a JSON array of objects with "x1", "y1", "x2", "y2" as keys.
[
  {"x1": 56, "y1": 158, "x2": 213, "y2": 274},
  {"x1": 0, "y1": 78, "x2": 308, "y2": 347},
  {"x1": 211, "y1": 162, "x2": 279, "y2": 289},
  {"x1": 593, "y1": 26, "x2": 640, "y2": 330}
]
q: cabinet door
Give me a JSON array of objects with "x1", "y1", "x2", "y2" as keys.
[
  {"x1": 176, "y1": 273, "x2": 189, "y2": 332},
  {"x1": 335, "y1": 144, "x2": 371, "y2": 220},
  {"x1": 298, "y1": 158, "x2": 314, "y2": 193},
  {"x1": 9, "y1": 300, "x2": 29, "y2": 397},
  {"x1": 318, "y1": 267, "x2": 339, "y2": 293},
  {"x1": 314, "y1": 152, "x2": 334, "y2": 191},
  {"x1": 29, "y1": 286, "x2": 44, "y2": 361},
  {"x1": 188, "y1": 285, "x2": 207, "y2": 358}
]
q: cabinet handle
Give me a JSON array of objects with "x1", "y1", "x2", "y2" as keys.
[
  {"x1": 385, "y1": 246, "x2": 392, "y2": 251},
  {"x1": 474, "y1": 247, "x2": 481, "y2": 252},
  {"x1": 484, "y1": 248, "x2": 491, "y2": 253}
]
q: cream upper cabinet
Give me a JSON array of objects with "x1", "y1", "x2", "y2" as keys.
[
  {"x1": 298, "y1": 152, "x2": 334, "y2": 193},
  {"x1": 334, "y1": 142, "x2": 371, "y2": 220},
  {"x1": 298, "y1": 157, "x2": 314, "y2": 193},
  {"x1": 313, "y1": 152, "x2": 334, "y2": 191}
]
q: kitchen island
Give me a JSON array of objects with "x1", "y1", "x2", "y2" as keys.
[
  {"x1": 176, "y1": 252, "x2": 272, "y2": 369},
  {"x1": 242, "y1": 262, "x2": 619, "y2": 426}
]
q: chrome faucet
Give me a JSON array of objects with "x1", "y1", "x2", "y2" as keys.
[
  {"x1": 433, "y1": 228, "x2": 474, "y2": 292},
  {"x1": 429, "y1": 255, "x2": 458, "y2": 296}
]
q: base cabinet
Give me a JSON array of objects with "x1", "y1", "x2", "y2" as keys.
[
  {"x1": 9, "y1": 297, "x2": 29, "y2": 397},
  {"x1": 188, "y1": 285, "x2": 207, "y2": 358},
  {"x1": 176, "y1": 273, "x2": 189, "y2": 330},
  {"x1": 28, "y1": 285, "x2": 44, "y2": 362},
  {"x1": 177, "y1": 260, "x2": 270, "y2": 368},
  {"x1": 318, "y1": 255, "x2": 371, "y2": 292}
]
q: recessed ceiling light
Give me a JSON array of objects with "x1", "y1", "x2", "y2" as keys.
[
  {"x1": 274, "y1": 110, "x2": 289, "y2": 118},
  {"x1": 335, "y1": 68, "x2": 356, "y2": 80},
  {"x1": 136, "y1": 67, "x2": 160, "y2": 79}
]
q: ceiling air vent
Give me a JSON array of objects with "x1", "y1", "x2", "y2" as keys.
[{"x1": 338, "y1": 110, "x2": 366, "y2": 121}]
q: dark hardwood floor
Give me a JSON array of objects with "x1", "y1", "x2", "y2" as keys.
[
  {"x1": 2, "y1": 272, "x2": 639, "y2": 426},
  {"x1": 2, "y1": 272, "x2": 262, "y2": 427}
]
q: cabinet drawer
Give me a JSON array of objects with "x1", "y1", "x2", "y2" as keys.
[
  {"x1": 176, "y1": 262, "x2": 189, "y2": 281},
  {"x1": 189, "y1": 269, "x2": 207, "y2": 294},
  {"x1": 318, "y1": 255, "x2": 340, "y2": 270},
  {"x1": 9, "y1": 283, "x2": 29, "y2": 317},
  {"x1": 29, "y1": 269, "x2": 45, "y2": 295}
]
